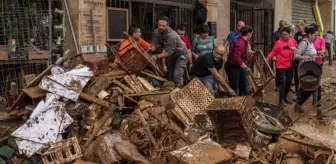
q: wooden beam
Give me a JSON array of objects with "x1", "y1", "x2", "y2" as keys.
[{"x1": 125, "y1": 91, "x2": 170, "y2": 97}]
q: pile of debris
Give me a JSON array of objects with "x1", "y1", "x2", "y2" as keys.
[{"x1": 2, "y1": 48, "x2": 336, "y2": 163}]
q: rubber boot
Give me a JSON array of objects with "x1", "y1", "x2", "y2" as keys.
[
  {"x1": 279, "y1": 100, "x2": 286, "y2": 107},
  {"x1": 316, "y1": 107, "x2": 326, "y2": 120},
  {"x1": 294, "y1": 104, "x2": 304, "y2": 113}
]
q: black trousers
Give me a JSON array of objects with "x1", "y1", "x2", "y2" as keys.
[
  {"x1": 275, "y1": 69, "x2": 280, "y2": 88},
  {"x1": 277, "y1": 68, "x2": 294, "y2": 103},
  {"x1": 225, "y1": 63, "x2": 248, "y2": 96},
  {"x1": 297, "y1": 86, "x2": 321, "y2": 106},
  {"x1": 294, "y1": 66, "x2": 299, "y2": 92}
]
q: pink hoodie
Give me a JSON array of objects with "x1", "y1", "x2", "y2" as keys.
[{"x1": 267, "y1": 37, "x2": 297, "y2": 69}]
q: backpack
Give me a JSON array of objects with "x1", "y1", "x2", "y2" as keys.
[{"x1": 194, "y1": 0, "x2": 207, "y2": 25}]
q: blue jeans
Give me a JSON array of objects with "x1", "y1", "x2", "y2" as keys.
[
  {"x1": 245, "y1": 70, "x2": 251, "y2": 93},
  {"x1": 198, "y1": 75, "x2": 218, "y2": 95},
  {"x1": 167, "y1": 55, "x2": 188, "y2": 88},
  {"x1": 313, "y1": 86, "x2": 322, "y2": 106}
]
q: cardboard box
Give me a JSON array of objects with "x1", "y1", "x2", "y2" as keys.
[
  {"x1": 63, "y1": 0, "x2": 106, "y2": 55},
  {"x1": 168, "y1": 138, "x2": 232, "y2": 164}
]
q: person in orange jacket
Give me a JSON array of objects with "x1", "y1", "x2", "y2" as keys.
[
  {"x1": 111, "y1": 25, "x2": 151, "y2": 68},
  {"x1": 267, "y1": 27, "x2": 297, "y2": 106}
]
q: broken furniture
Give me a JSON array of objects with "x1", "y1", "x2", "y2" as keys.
[
  {"x1": 41, "y1": 138, "x2": 82, "y2": 164},
  {"x1": 206, "y1": 97, "x2": 252, "y2": 146},
  {"x1": 247, "y1": 50, "x2": 275, "y2": 98},
  {"x1": 172, "y1": 78, "x2": 215, "y2": 129},
  {"x1": 106, "y1": 35, "x2": 163, "y2": 76}
]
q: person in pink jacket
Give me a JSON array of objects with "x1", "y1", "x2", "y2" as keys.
[{"x1": 267, "y1": 27, "x2": 297, "y2": 106}]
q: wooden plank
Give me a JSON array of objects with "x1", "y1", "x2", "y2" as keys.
[
  {"x1": 247, "y1": 72, "x2": 258, "y2": 93},
  {"x1": 290, "y1": 125, "x2": 336, "y2": 151},
  {"x1": 87, "y1": 75, "x2": 112, "y2": 96},
  {"x1": 112, "y1": 79, "x2": 134, "y2": 94},
  {"x1": 124, "y1": 75, "x2": 142, "y2": 93},
  {"x1": 140, "y1": 70, "x2": 168, "y2": 82},
  {"x1": 22, "y1": 86, "x2": 46, "y2": 99},
  {"x1": 83, "y1": 104, "x2": 117, "y2": 151},
  {"x1": 130, "y1": 75, "x2": 146, "y2": 93},
  {"x1": 104, "y1": 69, "x2": 127, "y2": 77},
  {"x1": 28, "y1": 50, "x2": 51, "y2": 60},
  {"x1": 125, "y1": 91, "x2": 170, "y2": 97},
  {"x1": 254, "y1": 59, "x2": 267, "y2": 83},
  {"x1": 137, "y1": 76, "x2": 155, "y2": 91},
  {"x1": 79, "y1": 92, "x2": 110, "y2": 109},
  {"x1": 135, "y1": 108, "x2": 159, "y2": 150}
]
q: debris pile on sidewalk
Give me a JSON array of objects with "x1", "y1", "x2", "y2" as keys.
[{"x1": 1, "y1": 56, "x2": 336, "y2": 163}]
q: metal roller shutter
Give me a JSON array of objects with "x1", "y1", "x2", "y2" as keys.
[{"x1": 292, "y1": 0, "x2": 316, "y2": 25}]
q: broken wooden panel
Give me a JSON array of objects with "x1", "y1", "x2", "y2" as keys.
[
  {"x1": 104, "y1": 69, "x2": 127, "y2": 78},
  {"x1": 137, "y1": 76, "x2": 156, "y2": 92},
  {"x1": 173, "y1": 78, "x2": 215, "y2": 129},
  {"x1": 130, "y1": 75, "x2": 146, "y2": 93},
  {"x1": 168, "y1": 138, "x2": 233, "y2": 164},
  {"x1": 86, "y1": 75, "x2": 112, "y2": 96},
  {"x1": 290, "y1": 125, "x2": 336, "y2": 151},
  {"x1": 137, "y1": 100, "x2": 154, "y2": 111},
  {"x1": 22, "y1": 86, "x2": 46, "y2": 99},
  {"x1": 41, "y1": 137, "x2": 82, "y2": 164},
  {"x1": 124, "y1": 75, "x2": 143, "y2": 93},
  {"x1": 112, "y1": 79, "x2": 134, "y2": 94},
  {"x1": 140, "y1": 71, "x2": 168, "y2": 82}
]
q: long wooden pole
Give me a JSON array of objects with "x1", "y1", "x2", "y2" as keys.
[
  {"x1": 287, "y1": 95, "x2": 329, "y2": 127},
  {"x1": 83, "y1": 105, "x2": 117, "y2": 150}
]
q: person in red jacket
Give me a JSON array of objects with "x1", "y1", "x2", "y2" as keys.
[
  {"x1": 267, "y1": 27, "x2": 297, "y2": 106},
  {"x1": 225, "y1": 25, "x2": 253, "y2": 96}
]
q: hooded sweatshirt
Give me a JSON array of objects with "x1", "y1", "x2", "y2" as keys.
[{"x1": 267, "y1": 37, "x2": 297, "y2": 69}]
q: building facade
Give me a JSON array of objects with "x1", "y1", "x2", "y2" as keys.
[{"x1": 202, "y1": 0, "x2": 335, "y2": 47}]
